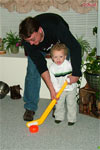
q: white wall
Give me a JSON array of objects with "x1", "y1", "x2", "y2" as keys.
[
  {"x1": 0, "y1": 6, "x2": 98, "y2": 99},
  {"x1": 0, "y1": 54, "x2": 52, "y2": 99}
]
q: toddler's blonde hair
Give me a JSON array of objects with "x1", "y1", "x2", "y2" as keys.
[{"x1": 50, "y1": 43, "x2": 68, "y2": 57}]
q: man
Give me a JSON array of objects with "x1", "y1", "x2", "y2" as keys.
[{"x1": 19, "y1": 13, "x2": 81, "y2": 121}]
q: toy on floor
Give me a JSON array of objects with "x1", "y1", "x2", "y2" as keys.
[
  {"x1": 27, "y1": 81, "x2": 68, "y2": 133},
  {"x1": 29, "y1": 125, "x2": 39, "y2": 133},
  {"x1": 0, "y1": 81, "x2": 9, "y2": 99}
]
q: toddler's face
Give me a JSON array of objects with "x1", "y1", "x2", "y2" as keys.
[{"x1": 52, "y1": 49, "x2": 66, "y2": 65}]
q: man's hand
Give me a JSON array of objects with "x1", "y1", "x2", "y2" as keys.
[
  {"x1": 50, "y1": 88, "x2": 57, "y2": 100},
  {"x1": 41, "y1": 70, "x2": 57, "y2": 100},
  {"x1": 67, "y1": 75, "x2": 79, "y2": 84}
]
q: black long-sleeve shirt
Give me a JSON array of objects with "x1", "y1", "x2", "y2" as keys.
[{"x1": 23, "y1": 13, "x2": 82, "y2": 76}]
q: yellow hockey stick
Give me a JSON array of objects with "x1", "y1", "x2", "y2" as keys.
[{"x1": 26, "y1": 81, "x2": 68, "y2": 128}]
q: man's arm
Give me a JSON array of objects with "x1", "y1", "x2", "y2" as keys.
[
  {"x1": 57, "y1": 22, "x2": 82, "y2": 78},
  {"x1": 41, "y1": 70, "x2": 57, "y2": 100}
]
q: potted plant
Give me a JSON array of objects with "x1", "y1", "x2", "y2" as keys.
[
  {"x1": 83, "y1": 27, "x2": 100, "y2": 94},
  {"x1": 76, "y1": 27, "x2": 100, "y2": 102},
  {"x1": 76, "y1": 28, "x2": 100, "y2": 118},
  {"x1": 0, "y1": 38, "x2": 6, "y2": 54},
  {"x1": 77, "y1": 27, "x2": 100, "y2": 103},
  {"x1": 84, "y1": 49, "x2": 100, "y2": 92},
  {"x1": 76, "y1": 35, "x2": 92, "y2": 102},
  {"x1": 3, "y1": 31, "x2": 21, "y2": 54}
]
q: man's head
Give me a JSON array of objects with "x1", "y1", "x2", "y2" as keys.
[{"x1": 19, "y1": 17, "x2": 44, "y2": 45}]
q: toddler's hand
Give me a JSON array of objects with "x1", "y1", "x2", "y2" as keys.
[{"x1": 66, "y1": 78, "x2": 70, "y2": 84}]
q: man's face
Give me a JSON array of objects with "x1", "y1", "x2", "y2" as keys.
[{"x1": 25, "y1": 27, "x2": 44, "y2": 45}]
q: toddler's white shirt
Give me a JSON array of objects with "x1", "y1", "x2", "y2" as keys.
[{"x1": 49, "y1": 60, "x2": 77, "y2": 92}]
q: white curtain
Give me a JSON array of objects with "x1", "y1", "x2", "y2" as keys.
[{"x1": 0, "y1": 0, "x2": 98, "y2": 14}]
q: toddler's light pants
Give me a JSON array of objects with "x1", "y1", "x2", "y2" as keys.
[{"x1": 54, "y1": 88, "x2": 77, "y2": 122}]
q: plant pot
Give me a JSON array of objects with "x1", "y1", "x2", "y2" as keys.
[
  {"x1": 85, "y1": 72, "x2": 100, "y2": 92},
  {"x1": 0, "y1": 50, "x2": 6, "y2": 55},
  {"x1": 10, "y1": 45, "x2": 19, "y2": 54},
  {"x1": 0, "y1": 43, "x2": 6, "y2": 54}
]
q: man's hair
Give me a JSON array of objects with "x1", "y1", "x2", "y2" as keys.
[
  {"x1": 19, "y1": 17, "x2": 40, "y2": 39},
  {"x1": 50, "y1": 43, "x2": 68, "y2": 57}
]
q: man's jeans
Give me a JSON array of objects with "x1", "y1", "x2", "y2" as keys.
[{"x1": 23, "y1": 56, "x2": 41, "y2": 111}]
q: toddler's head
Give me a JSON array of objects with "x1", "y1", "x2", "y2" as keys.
[{"x1": 50, "y1": 43, "x2": 68, "y2": 65}]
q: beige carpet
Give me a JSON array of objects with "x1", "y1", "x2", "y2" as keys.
[{"x1": 0, "y1": 96, "x2": 100, "y2": 150}]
